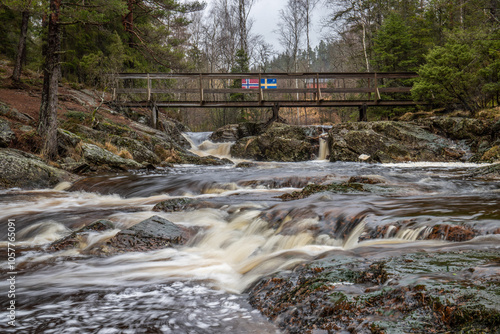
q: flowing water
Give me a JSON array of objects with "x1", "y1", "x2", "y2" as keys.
[{"x1": 1, "y1": 134, "x2": 499, "y2": 333}]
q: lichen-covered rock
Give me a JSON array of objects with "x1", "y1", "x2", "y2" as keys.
[
  {"x1": 0, "y1": 118, "x2": 15, "y2": 147},
  {"x1": 0, "y1": 148, "x2": 73, "y2": 189},
  {"x1": 231, "y1": 135, "x2": 314, "y2": 161},
  {"x1": 110, "y1": 136, "x2": 160, "y2": 164},
  {"x1": 229, "y1": 123, "x2": 315, "y2": 161},
  {"x1": 328, "y1": 121, "x2": 468, "y2": 163},
  {"x1": 82, "y1": 143, "x2": 141, "y2": 170},
  {"x1": 57, "y1": 128, "x2": 82, "y2": 157},
  {"x1": 210, "y1": 122, "x2": 265, "y2": 142}
]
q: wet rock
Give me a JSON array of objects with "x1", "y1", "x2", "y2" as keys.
[
  {"x1": 468, "y1": 163, "x2": 500, "y2": 178},
  {"x1": 248, "y1": 251, "x2": 500, "y2": 334},
  {"x1": 153, "y1": 198, "x2": 198, "y2": 212},
  {"x1": 328, "y1": 121, "x2": 467, "y2": 163},
  {"x1": 102, "y1": 215, "x2": 192, "y2": 253},
  {"x1": 0, "y1": 118, "x2": 15, "y2": 147},
  {"x1": 278, "y1": 182, "x2": 366, "y2": 201},
  {"x1": 110, "y1": 136, "x2": 160, "y2": 164},
  {"x1": 48, "y1": 220, "x2": 115, "y2": 252},
  {"x1": 426, "y1": 224, "x2": 476, "y2": 242},
  {"x1": 235, "y1": 162, "x2": 257, "y2": 168},
  {"x1": 82, "y1": 143, "x2": 142, "y2": 170},
  {"x1": 347, "y1": 175, "x2": 386, "y2": 184},
  {"x1": 0, "y1": 148, "x2": 74, "y2": 189}
]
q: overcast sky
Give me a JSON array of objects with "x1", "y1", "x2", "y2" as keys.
[{"x1": 202, "y1": 0, "x2": 326, "y2": 52}]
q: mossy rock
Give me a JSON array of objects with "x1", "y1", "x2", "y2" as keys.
[
  {"x1": 231, "y1": 135, "x2": 314, "y2": 161},
  {"x1": 210, "y1": 122, "x2": 265, "y2": 142},
  {"x1": 152, "y1": 198, "x2": 198, "y2": 212},
  {"x1": 0, "y1": 148, "x2": 73, "y2": 189},
  {"x1": 110, "y1": 136, "x2": 160, "y2": 164},
  {"x1": 82, "y1": 143, "x2": 141, "y2": 170},
  {"x1": 0, "y1": 118, "x2": 15, "y2": 147}
]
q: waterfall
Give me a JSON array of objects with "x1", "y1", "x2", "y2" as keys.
[
  {"x1": 317, "y1": 137, "x2": 330, "y2": 160},
  {"x1": 183, "y1": 132, "x2": 234, "y2": 158}
]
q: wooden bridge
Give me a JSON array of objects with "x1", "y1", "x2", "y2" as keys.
[{"x1": 112, "y1": 72, "x2": 422, "y2": 123}]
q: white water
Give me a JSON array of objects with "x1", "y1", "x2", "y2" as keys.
[{"x1": 1, "y1": 159, "x2": 499, "y2": 332}]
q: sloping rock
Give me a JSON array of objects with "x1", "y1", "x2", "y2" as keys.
[
  {"x1": 57, "y1": 128, "x2": 82, "y2": 157},
  {"x1": 468, "y1": 163, "x2": 500, "y2": 178},
  {"x1": 82, "y1": 143, "x2": 141, "y2": 170},
  {"x1": 110, "y1": 136, "x2": 160, "y2": 164},
  {"x1": 328, "y1": 121, "x2": 468, "y2": 163},
  {"x1": 0, "y1": 102, "x2": 32, "y2": 123},
  {"x1": 0, "y1": 118, "x2": 15, "y2": 147},
  {"x1": 0, "y1": 148, "x2": 73, "y2": 189}
]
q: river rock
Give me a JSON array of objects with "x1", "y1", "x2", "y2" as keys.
[
  {"x1": 102, "y1": 215, "x2": 191, "y2": 253},
  {"x1": 48, "y1": 220, "x2": 116, "y2": 251},
  {"x1": 210, "y1": 122, "x2": 265, "y2": 143},
  {"x1": 328, "y1": 121, "x2": 467, "y2": 163},
  {"x1": 82, "y1": 143, "x2": 142, "y2": 170},
  {"x1": 0, "y1": 118, "x2": 15, "y2": 147},
  {"x1": 0, "y1": 148, "x2": 74, "y2": 189},
  {"x1": 153, "y1": 198, "x2": 198, "y2": 212},
  {"x1": 230, "y1": 123, "x2": 315, "y2": 161}
]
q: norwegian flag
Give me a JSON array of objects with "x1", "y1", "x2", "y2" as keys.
[{"x1": 242, "y1": 79, "x2": 259, "y2": 89}]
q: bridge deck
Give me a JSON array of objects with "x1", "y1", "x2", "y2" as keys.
[{"x1": 112, "y1": 72, "x2": 423, "y2": 108}]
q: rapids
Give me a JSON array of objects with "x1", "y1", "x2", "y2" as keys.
[{"x1": 0, "y1": 133, "x2": 499, "y2": 333}]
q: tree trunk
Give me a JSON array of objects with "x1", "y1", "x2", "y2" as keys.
[
  {"x1": 12, "y1": 10, "x2": 30, "y2": 82},
  {"x1": 38, "y1": 0, "x2": 62, "y2": 160},
  {"x1": 123, "y1": 0, "x2": 134, "y2": 47}
]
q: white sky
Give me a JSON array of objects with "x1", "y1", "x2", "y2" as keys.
[{"x1": 202, "y1": 0, "x2": 326, "y2": 52}]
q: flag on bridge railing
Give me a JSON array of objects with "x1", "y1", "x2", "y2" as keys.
[
  {"x1": 242, "y1": 79, "x2": 259, "y2": 89},
  {"x1": 260, "y1": 78, "x2": 277, "y2": 89},
  {"x1": 242, "y1": 78, "x2": 277, "y2": 89}
]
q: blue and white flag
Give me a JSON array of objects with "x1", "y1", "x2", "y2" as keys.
[{"x1": 261, "y1": 78, "x2": 277, "y2": 89}]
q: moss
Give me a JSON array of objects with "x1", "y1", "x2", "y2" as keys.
[
  {"x1": 64, "y1": 111, "x2": 88, "y2": 122},
  {"x1": 278, "y1": 182, "x2": 366, "y2": 201}
]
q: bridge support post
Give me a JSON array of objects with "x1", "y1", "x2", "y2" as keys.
[
  {"x1": 358, "y1": 103, "x2": 367, "y2": 122},
  {"x1": 150, "y1": 102, "x2": 158, "y2": 129}
]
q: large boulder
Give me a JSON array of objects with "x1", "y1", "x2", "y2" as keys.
[
  {"x1": 328, "y1": 121, "x2": 468, "y2": 163},
  {"x1": 99, "y1": 215, "x2": 192, "y2": 254},
  {"x1": 210, "y1": 122, "x2": 265, "y2": 142},
  {"x1": 230, "y1": 123, "x2": 315, "y2": 161},
  {"x1": 82, "y1": 143, "x2": 142, "y2": 170},
  {"x1": 0, "y1": 118, "x2": 15, "y2": 147},
  {"x1": 0, "y1": 148, "x2": 73, "y2": 189}
]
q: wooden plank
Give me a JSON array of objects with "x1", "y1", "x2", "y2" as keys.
[{"x1": 115, "y1": 72, "x2": 419, "y2": 80}]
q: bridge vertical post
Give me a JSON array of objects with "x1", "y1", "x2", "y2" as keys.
[
  {"x1": 358, "y1": 103, "x2": 368, "y2": 122},
  {"x1": 316, "y1": 73, "x2": 322, "y2": 102},
  {"x1": 199, "y1": 74, "x2": 204, "y2": 105},
  {"x1": 374, "y1": 72, "x2": 381, "y2": 101},
  {"x1": 258, "y1": 73, "x2": 263, "y2": 104},
  {"x1": 367, "y1": 78, "x2": 371, "y2": 100},
  {"x1": 151, "y1": 102, "x2": 158, "y2": 129},
  {"x1": 147, "y1": 73, "x2": 151, "y2": 101}
]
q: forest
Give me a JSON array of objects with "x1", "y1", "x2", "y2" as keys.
[{"x1": 0, "y1": 0, "x2": 499, "y2": 134}]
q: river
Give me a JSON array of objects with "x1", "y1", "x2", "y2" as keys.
[{"x1": 0, "y1": 133, "x2": 499, "y2": 333}]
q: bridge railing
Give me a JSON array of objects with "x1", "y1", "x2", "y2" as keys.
[{"x1": 112, "y1": 72, "x2": 419, "y2": 108}]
